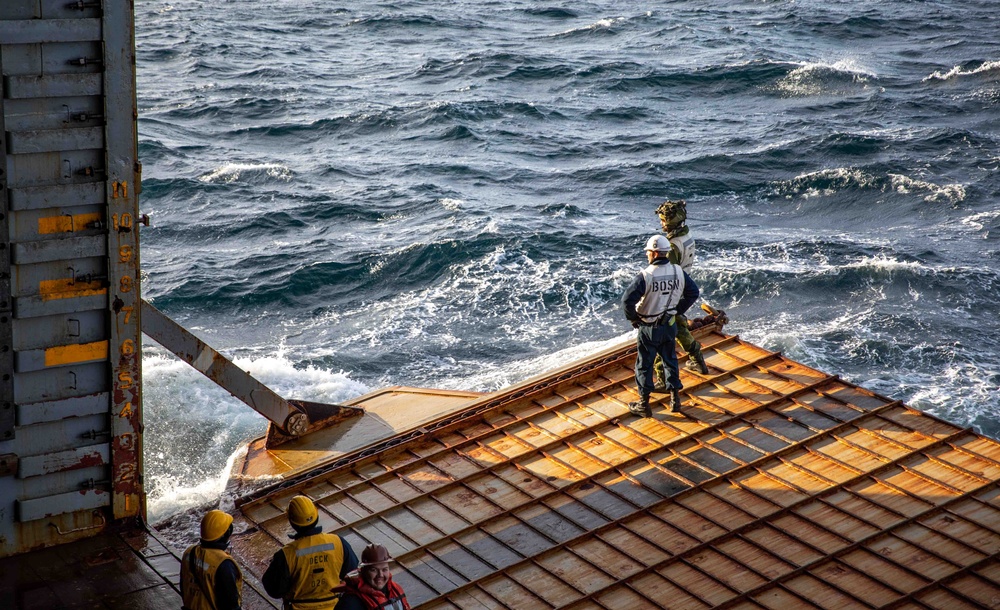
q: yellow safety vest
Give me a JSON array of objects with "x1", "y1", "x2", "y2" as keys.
[
  {"x1": 281, "y1": 533, "x2": 345, "y2": 609},
  {"x1": 181, "y1": 544, "x2": 243, "y2": 610}
]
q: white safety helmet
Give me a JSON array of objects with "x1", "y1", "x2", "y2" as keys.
[{"x1": 644, "y1": 235, "x2": 670, "y2": 252}]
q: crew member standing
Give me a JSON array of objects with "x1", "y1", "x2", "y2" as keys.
[
  {"x1": 334, "y1": 544, "x2": 410, "y2": 610},
  {"x1": 263, "y1": 495, "x2": 359, "y2": 610},
  {"x1": 181, "y1": 509, "x2": 243, "y2": 610},
  {"x1": 622, "y1": 235, "x2": 700, "y2": 417},
  {"x1": 652, "y1": 199, "x2": 709, "y2": 388}
]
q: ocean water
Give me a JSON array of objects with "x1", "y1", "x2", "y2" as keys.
[{"x1": 135, "y1": 0, "x2": 1000, "y2": 523}]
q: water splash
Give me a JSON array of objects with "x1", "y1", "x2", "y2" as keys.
[{"x1": 198, "y1": 162, "x2": 293, "y2": 183}]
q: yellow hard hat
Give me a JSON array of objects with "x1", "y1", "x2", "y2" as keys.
[
  {"x1": 287, "y1": 495, "x2": 319, "y2": 528},
  {"x1": 200, "y1": 510, "x2": 233, "y2": 542}
]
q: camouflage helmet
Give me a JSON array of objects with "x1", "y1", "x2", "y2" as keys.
[{"x1": 656, "y1": 199, "x2": 687, "y2": 231}]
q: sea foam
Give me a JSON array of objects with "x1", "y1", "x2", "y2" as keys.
[{"x1": 923, "y1": 59, "x2": 1000, "y2": 82}]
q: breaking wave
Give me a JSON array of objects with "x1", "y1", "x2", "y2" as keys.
[
  {"x1": 198, "y1": 162, "x2": 294, "y2": 183},
  {"x1": 774, "y1": 59, "x2": 877, "y2": 96},
  {"x1": 923, "y1": 59, "x2": 1000, "y2": 82},
  {"x1": 142, "y1": 347, "x2": 370, "y2": 522},
  {"x1": 772, "y1": 168, "x2": 966, "y2": 203}
]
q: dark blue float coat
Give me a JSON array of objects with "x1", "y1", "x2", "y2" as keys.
[
  {"x1": 621, "y1": 258, "x2": 699, "y2": 325},
  {"x1": 622, "y1": 258, "x2": 700, "y2": 397}
]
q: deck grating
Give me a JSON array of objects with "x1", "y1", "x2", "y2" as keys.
[{"x1": 235, "y1": 329, "x2": 1000, "y2": 608}]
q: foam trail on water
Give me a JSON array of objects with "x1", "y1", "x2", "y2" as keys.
[
  {"x1": 142, "y1": 345, "x2": 370, "y2": 522},
  {"x1": 436, "y1": 331, "x2": 635, "y2": 392}
]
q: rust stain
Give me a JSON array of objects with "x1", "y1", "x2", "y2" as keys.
[
  {"x1": 44, "y1": 451, "x2": 105, "y2": 474},
  {"x1": 111, "y1": 341, "x2": 142, "y2": 518},
  {"x1": 39, "y1": 279, "x2": 106, "y2": 301},
  {"x1": 76, "y1": 452, "x2": 105, "y2": 469}
]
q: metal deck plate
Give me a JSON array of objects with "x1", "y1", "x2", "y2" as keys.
[
  {"x1": 231, "y1": 330, "x2": 1000, "y2": 609},
  {"x1": 237, "y1": 386, "x2": 485, "y2": 480},
  {"x1": 0, "y1": 525, "x2": 279, "y2": 610}
]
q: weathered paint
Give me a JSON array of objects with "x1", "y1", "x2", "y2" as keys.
[
  {"x1": 38, "y1": 212, "x2": 102, "y2": 235},
  {"x1": 0, "y1": 0, "x2": 144, "y2": 557},
  {"x1": 17, "y1": 443, "x2": 108, "y2": 478},
  {"x1": 39, "y1": 278, "x2": 106, "y2": 301},
  {"x1": 9, "y1": 183, "x2": 105, "y2": 212},
  {"x1": 43, "y1": 341, "x2": 108, "y2": 367},
  {"x1": 103, "y1": 0, "x2": 144, "y2": 521}
]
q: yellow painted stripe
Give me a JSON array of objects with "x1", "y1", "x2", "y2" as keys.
[
  {"x1": 39, "y1": 278, "x2": 107, "y2": 301},
  {"x1": 37, "y1": 213, "x2": 102, "y2": 235},
  {"x1": 44, "y1": 341, "x2": 109, "y2": 367}
]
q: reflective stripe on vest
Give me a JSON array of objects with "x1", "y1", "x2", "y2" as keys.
[
  {"x1": 181, "y1": 544, "x2": 243, "y2": 610},
  {"x1": 281, "y1": 533, "x2": 345, "y2": 610},
  {"x1": 670, "y1": 233, "x2": 696, "y2": 271},
  {"x1": 636, "y1": 262, "x2": 684, "y2": 323}
]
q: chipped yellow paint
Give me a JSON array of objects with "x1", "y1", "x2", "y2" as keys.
[
  {"x1": 37, "y1": 213, "x2": 102, "y2": 235},
  {"x1": 44, "y1": 341, "x2": 109, "y2": 367},
  {"x1": 39, "y1": 278, "x2": 107, "y2": 301}
]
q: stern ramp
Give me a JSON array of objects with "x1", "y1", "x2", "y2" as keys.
[{"x1": 229, "y1": 329, "x2": 1000, "y2": 609}]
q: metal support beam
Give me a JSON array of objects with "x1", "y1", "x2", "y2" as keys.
[
  {"x1": 140, "y1": 299, "x2": 362, "y2": 443},
  {"x1": 104, "y1": 0, "x2": 143, "y2": 521}
]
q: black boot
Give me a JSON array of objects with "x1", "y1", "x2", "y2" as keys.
[
  {"x1": 629, "y1": 397, "x2": 652, "y2": 418},
  {"x1": 685, "y1": 345, "x2": 709, "y2": 375},
  {"x1": 666, "y1": 388, "x2": 681, "y2": 412}
]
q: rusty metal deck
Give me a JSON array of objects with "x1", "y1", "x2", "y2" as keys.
[
  {"x1": 230, "y1": 329, "x2": 1000, "y2": 609},
  {"x1": 0, "y1": 523, "x2": 281, "y2": 610},
  {"x1": 237, "y1": 386, "x2": 485, "y2": 481}
]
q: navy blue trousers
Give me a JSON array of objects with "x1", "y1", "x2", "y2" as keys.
[{"x1": 635, "y1": 321, "x2": 680, "y2": 399}]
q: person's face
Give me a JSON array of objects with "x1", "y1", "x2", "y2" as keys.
[
  {"x1": 363, "y1": 563, "x2": 391, "y2": 590},
  {"x1": 646, "y1": 249, "x2": 656, "y2": 263}
]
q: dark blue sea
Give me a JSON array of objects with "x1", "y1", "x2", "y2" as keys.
[{"x1": 134, "y1": 0, "x2": 1000, "y2": 521}]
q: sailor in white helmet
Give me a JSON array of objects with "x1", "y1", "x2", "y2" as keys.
[{"x1": 621, "y1": 235, "x2": 700, "y2": 416}]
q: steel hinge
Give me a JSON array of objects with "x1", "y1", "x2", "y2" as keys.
[{"x1": 0, "y1": 453, "x2": 17, "y2": 477}]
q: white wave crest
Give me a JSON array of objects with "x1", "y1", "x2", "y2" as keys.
[
  {"x1": 887, "y1": 173, "x2": 966, "y2": 203},
  {"x1": 781, "y1": 168, "x2": 877, "y2": 198},
  {"x1": 553, "y1": 16, "x2": 628, "y2": 36},
  {"x1": 776, "y1": 59, "x2": 875, "y2": 96},
  {"x1": 707, "y1": 245, "x2": 928, "y2": 279},
  {"x1": 774, "y1": 167, "x2": 965, "y2": 203},
  {"x1": 199, "y1": 162, "x2": 292, "y2": 183},
  {"x1": 844, "y1": 254, "x2": 926, "y2": 274},
  {"x1": 923, "y1": 60, "x2": 1000, "y2": 82},
  {"x1": 961, "y1": 209, "x2": 1000, "y2": 232}
]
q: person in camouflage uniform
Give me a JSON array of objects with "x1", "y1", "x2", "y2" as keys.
[{"x1": 653, "y1": 199, "x2": 710, "y2": 387}]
